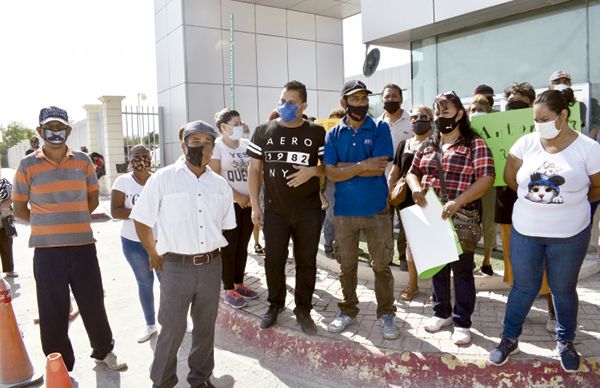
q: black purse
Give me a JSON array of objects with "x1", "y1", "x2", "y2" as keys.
[
  {"x1": 2, "y1": 214, "x2": 17, "y2": 238},
  {"x1": 434, "y1": 150, "x2": 481, "y2": 252}
]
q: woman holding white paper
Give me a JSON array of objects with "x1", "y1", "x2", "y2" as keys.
[{"x1": 406, "y1": 91, "x2": 495, "y2": 345}]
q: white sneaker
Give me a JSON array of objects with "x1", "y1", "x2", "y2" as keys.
[
  {"x1": 137, "y1": 325, "x2": 158, "y2": 343},
  {"x1": 452, "y1": 327, "x2": 471, "y2": 345},
  {"x1": 546, "y1": 317, "x2": 557, "y2": 333},
  {"x1": 94, "y1": 351, "x2": 127, "y2": 371},
  {"x1": 423, "y1": 316, "x2": 453, "y2": 332}
]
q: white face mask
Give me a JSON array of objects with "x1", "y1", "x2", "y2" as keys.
[
  {"x1": 553, "y1": 83, "x2": 570, "y2": 91},
  {"x1": 470, "y1": 111, "x2": 486, "y2": 118},
  {"x1": 535, "y1": 116, "x2": 562, "y2": 139},
  {"x1": 229, "y1": 126, "x2": 244, "y2": 140}
]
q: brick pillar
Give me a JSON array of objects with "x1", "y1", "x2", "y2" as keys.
[{"x1": 98, "y1": 96, "x2": 125, "y2": 196}]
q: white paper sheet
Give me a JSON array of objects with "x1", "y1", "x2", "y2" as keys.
[{"x1": 399, "y1": 190, "x2": 461, "y2": 279}]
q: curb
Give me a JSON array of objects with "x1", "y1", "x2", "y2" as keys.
[
  {"x1": 216, "y1": 305, "x2": 600, "y2": 387},
  {"x1": 317, "y1": 251, "x2": 600, "y2": 291}
]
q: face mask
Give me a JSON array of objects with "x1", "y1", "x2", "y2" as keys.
[
  {"x1": 230, "y1": 126, "x2": 244, "y2": 140},
  {"x1": 346, "y1": 104, "x2": 369, "y2": 122},
  {"x1": 383, "y1": 101, "x2": 400, "y2": 114},
  {"x1": 435, "y1": 114, "x2": 458, "y2": 134},
  {"x1": 553, "y1": 83, "x2": 570, "y2": 91},
  {"x1": 505, "y1": 100, "x2": 529, "y2": 110},
  {"x1": 43, "y1": 129, "x2": 68, "y2": 145},
  {"x1": 185, "y1": 145, "x2": 205, "y2": 167},
  {"x1": 470, "y1": 111, "x2": 486, "y2": 118},
  {"x1": 412, "y1": 120, "x2": 431, "y2": 135},
  {"x1": 130, "y1": 156, "x2": 151, "y2": 171},
  {"x1": 535, "y1": 116, "x2": 562, "y2": 139},
  {"x1": 276, "y1": 102, "x2": 298, "y2": 122}
]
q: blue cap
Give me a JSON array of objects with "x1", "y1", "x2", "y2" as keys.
[
  {"x1": 39, "y1": 106, "x2": 69, "y2": 126},
  {"x1": 182, "y1": 120, "x2": 219, "y2": 141}
]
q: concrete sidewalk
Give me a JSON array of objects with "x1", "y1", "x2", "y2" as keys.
[{"x1": 5, "y1": 206, "x2": 600, "y2": 387}]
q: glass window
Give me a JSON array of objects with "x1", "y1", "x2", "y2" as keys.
[
  {"x1": 589, "y1": 1, "x2": 600, "y2": 129},
  {"x1": 411, "y1": 37, "x2": 437, "y2": 107}
]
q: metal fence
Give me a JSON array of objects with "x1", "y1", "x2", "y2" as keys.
[{"x1": 121, "y1": 105, "x2": 163, "y2": 171}]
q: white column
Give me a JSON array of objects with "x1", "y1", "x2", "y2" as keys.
[
  {"x1": 98, "y1": 95, "x2": 125, "y2": 196},
  {"x1": 83, "y1": 104, "x2": 102, "y2": 153}
]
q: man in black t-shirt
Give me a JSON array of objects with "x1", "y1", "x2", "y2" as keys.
[{"x1": 247, "y1": 80, "x2": 325, "y2": 335}]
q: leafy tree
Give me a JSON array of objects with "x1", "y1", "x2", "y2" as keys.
[{"x1": 0, "y1": 122, "x2": 36, "y2": 166}]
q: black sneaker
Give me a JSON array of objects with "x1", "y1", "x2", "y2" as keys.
[
  {"x1": 489, "y1": 338, "x2": 519, "y2": 366},
  {"x1": 558, "y1": 341, "x2": 580, "y2": 373},
  {"x1": 296, "y1": 311, "x2": 318, "y2": 335},
  {"x1": 260, "y1": 305, "x2": 282, "y2": 329},
  {"x1": 480, "y1": 264, "x2": 494, "y2": 276},
  {"x1": 398, "y1": 258, "x2": 408, "y2": 272}
]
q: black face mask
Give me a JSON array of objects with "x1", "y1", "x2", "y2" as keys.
[
  {"x1": 412, "y1": 120, "x2": 431, "y2": 135},
  {"x1": 505, "y1": 100, "x2": 529, "y2": 110},
  {"x1": 185, "y1": 145, "x2": 204, "y2": 167},
  {"x1": 435, "y1": 114, "x2": 458, "y2": 134},
  {"x1": 346, "y1": 104, "x2": 369, "y2": 122},
  {"x1": 383, "y1": 101, "x2": 400, "y2": 114}
]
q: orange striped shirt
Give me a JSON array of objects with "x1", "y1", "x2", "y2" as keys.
[{"x1": 12, "y1": 148, "x2": 99, "y2": 248}]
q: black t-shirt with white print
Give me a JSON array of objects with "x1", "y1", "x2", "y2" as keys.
[{"x1": 247, "y1": 119, "x2": 325, "y2": 214}]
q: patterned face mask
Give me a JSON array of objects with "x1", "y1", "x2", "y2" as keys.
[{"x1": 130, "y1": 156, "x2": 151, "y2": 171}]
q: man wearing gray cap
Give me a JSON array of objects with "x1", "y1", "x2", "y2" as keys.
[{"x1": 132, "y1": 120, "x2": 236, "y2": 388}]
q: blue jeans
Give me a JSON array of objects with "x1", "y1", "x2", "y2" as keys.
[
  {"x1": 121, "y1": 237, "x2": 160, "y2": 326},
  {"x1": 502, "y1": 225, "x2": 591, "y2": 342}
]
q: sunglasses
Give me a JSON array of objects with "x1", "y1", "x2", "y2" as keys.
[
  {"x1": 435, "y1": 90, "x2": 459, "y2": 99},
  {"x1": 409, "y1": 114, "x2": 430, "y2": 121}
]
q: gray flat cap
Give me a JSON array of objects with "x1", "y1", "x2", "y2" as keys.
[{"x1": 182, "y1": 120, "x2": 219, "y2": 140}]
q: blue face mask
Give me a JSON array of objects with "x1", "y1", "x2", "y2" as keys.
[{"x1": 276, "y1": 102, "x2": 298, "y2": 122}]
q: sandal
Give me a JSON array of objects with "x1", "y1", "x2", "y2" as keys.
[
  {"x1": 254, "y1": 244, "x2": 265, "y2": 255},
  {"x1": 480, "y1": 264, "x2": 494, "y2": 276},
  {"x1": 399, "y1": 287, "x2": 419, "y2": 301}
]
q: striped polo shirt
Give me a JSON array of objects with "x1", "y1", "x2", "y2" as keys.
[{"x1": 12, "y1": 148, "x2": 99, "y2": 248}]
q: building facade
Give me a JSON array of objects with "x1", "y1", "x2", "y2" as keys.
[{"x1": 154, "y1": 0, "x2": 358, "y2": 163}]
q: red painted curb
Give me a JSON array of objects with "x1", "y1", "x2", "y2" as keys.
[{"x1": 216, "y1": 305, "x2": 600, "y2": 387}]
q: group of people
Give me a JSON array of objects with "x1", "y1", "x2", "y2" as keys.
[{"x1": 8, "y1": 68, "x2": 599, "y2": 387}]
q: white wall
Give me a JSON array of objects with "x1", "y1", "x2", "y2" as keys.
[{"x1": 155, "y1": 0, "x2": 345, "y2": 163}]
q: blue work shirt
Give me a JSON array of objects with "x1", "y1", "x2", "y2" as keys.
[{"x1": 324, "y1": 115, "x2": 393, "y2": 216}]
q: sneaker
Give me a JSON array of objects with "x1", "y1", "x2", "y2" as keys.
[
  {"x1": 489, "y1": 338, "x2": 519, "y2": 366},
  {"x1": 380, "y1": 314, "x2": 400, "y2": 339},
  {"x1": 398, "y1": 259, "x2": 408, "y2": 272},
  {"x1": 4, "y1": 271, "x2": 18, "y2": 278},
  {"x1": 224, "y1": 291, "x2": 247, "y2": 309},
  {"x1": 95, "y1": 352, "x2": 127, "y2": 371},
  {"x1": 254, "y1": 244, "x2": 265, "y2": 255},
  {"x1": 137, "y1": 325, "x2": 158, "y2": 343},
  {"x1": 452, "y1": 327, "x2": 471, "y2": 345},
  {"x1": 423, "y1": 316, "x2": 452, "y2": 332},
  {"x1": 557, "y1": 341, "x2": 580, "y2": 373},
  {"x1": 234, "y1": 284, "x2": 258, "y2": 300},
  {"x1": 480, "y1": 264, "x2": 494, "y2": 276},
  {"x1": 327, "y1": 312, "x2": 353, "y2": 333},
  {"x1": 296, "y1": 311, "x2": 318, "y2": 335},
  {"x1": 546, "y1": 317, "x2": 557, "y2": 333}
]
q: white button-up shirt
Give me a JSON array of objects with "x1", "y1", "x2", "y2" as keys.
[{"x1": 131, "y1": 157, "x2": 236, "y2": 255}]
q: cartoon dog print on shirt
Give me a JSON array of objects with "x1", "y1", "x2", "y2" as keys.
[{"x1": 525, "y1": 162, "x2": 565, "y2": 204}]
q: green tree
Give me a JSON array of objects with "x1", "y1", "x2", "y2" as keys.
[{"x1": 0, "y1": 122, "x2": 36, "y2": 166}]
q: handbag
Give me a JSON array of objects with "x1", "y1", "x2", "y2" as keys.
[
  {"x1": 434, "y1": 150, "x2": 481, "y2": 252},
  {"x1": 1, "y1": 214, "x2": 17, "y2": 238},
  {"x1": 389, "y1": 177, "x2": 408, "y2": 206}
]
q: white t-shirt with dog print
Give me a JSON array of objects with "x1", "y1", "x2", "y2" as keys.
[{"x1": 511, "y1": 132, "x2": 600, "y2": 238}]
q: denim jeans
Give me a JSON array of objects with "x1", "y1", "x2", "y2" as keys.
[
  {"x1": 502, "y1": 225, "x2": 591, "y2": 342},
  {"x1": 323, "y1": 181, "x2": 336, "y2": 251},
  {"x1": 431, "y1": 251, "x2": 475, "y2": 328},
  {"x1": 121, "y1": 237, "x2": 160, "y2": 326},
  {"x1": 334, "y1": 213, "x2": 396, "y2": 318}
]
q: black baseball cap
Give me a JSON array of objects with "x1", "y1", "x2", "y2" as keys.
[{"x1": 342, "y1": 80, "x2": 372, "y2": 97}]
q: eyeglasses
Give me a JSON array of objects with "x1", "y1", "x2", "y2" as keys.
[{"x1": 409, "y1": 114, "x2": 430, "y2": 121}]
